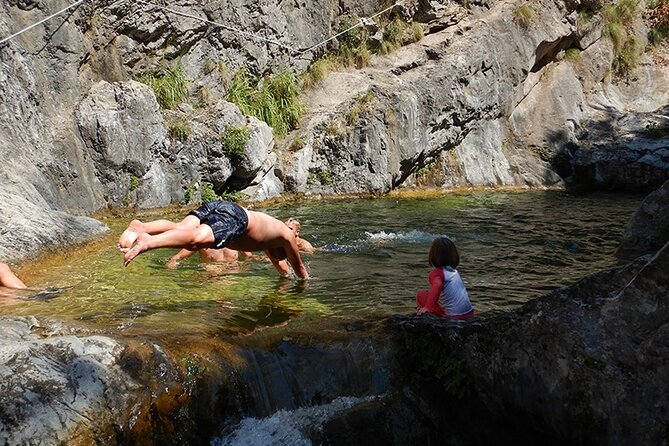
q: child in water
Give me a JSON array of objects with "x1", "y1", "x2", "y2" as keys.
[{"x1": 416, "y1": 237, "x2": 474, "y2": 319}]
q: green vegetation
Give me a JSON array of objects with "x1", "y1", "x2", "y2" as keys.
[
  {"x1": 345, "y1": 90, "x2": 375, "y2": 125},
  {"x1": 300, "y1": 56, "x2": 338, "y2": 89},
  {"x1": 135, "y1": 66, "x2": 189, "y2": 110},
  {"x1": 647, "y1": 0, "x2": 669, "y2": 45},
  {"x1": 200, "y1": 182, "x2": 218, "y2": 203},
  {"x1": 228, "y1": 69, "x2": 303, "y2": 136},
  {"x1": 168, "y1": 118, "x2": 191, "y2": 141},
  {"x1": 599, "y1": 0, "x2": 641, "y2": 76},
  {"x1": 308, "y1": 169, "x2": 333, "y2": 186},
  {"x1": 583, "y1": 355, "x2": 606, "y2": 371},
  {"x1": 408, "y1": 22, "x2": 425, "y2": 43},
  {"x1": 288, "y1": 136, "x2": 306, "y2": 151},
  {"x1": 612, "y1": 36, "x2": 640, "y2": 75},
  {"x1": 564, "y1": 48, "x2": 582, "y2": 63},
  {"x1": 415, "y1": 162, "x2": 436, "y2": 177},
  {"x1": 221, "y1": 125, "x2": 251, "y2": 160},
  {"x1": 337, "y1": 16, "x2": 372, "y2": 69},
  {"x1": 182, "y1": 183, "x2": 196, "y2": 205},
  {"x1": 531, "y1": 144, "x2": 552, "y2": 163},
  {"x1": 514, "y1": 4, "x2": 536, "y2": 28},
  {"x1": 129, "y1": 176, "x2": 140, "y2": 192},
  {"x1": 220, "y1": 189, "x2": 244, "y2": 202},
  {"x1": 398, "y1": 333, "x2": 473, "y2": 399}
]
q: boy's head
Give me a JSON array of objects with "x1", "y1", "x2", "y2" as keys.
[
  {"x1": 285, "y1": 217, "x2": 302, "y2": 236},
  {"x1": 428, "y1": 236, "x2": 459, "y2": 268}
]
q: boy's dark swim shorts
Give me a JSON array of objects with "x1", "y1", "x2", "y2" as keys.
[{"x1": 188, "y1": 201, "x2": 248, "y2": 249}]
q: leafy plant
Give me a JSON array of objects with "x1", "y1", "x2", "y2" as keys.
[
  {"x1": 415, "y1": 162, "x2": 436, "y2": 177},
  {"x1": 129, "y1": 176, "x2": 140, "y2": 191},
  {"x1": 221, "y1": 125, "x2": 250, "y2": 160},
  {"x1": 308, "y1": 169, "x2": 332, "y2": 185},
  {"x1": 600, "y1": 0, "x2": 641, "y2": 76},
  {"x1": 336, "y1": 16, "x2": 372, "y2": 69},
  {"x1": 200, "y1": 182, "x2": 218, "y2": 203},
  {"x1": 182, "y1": 183, "x2": 196, "y2": 205},
  {"x1": 514, "y1": 5, "x2": 535, "y2": 28},
  {"x1": 135, "y1": 66, "x2": 189, "y2": 110},
  {"x1": 220, "y1": 189, "x2": 244, "y2": 202},
  {"x1": 646, "y1": 121, "x2": 669, "y2": 138}
]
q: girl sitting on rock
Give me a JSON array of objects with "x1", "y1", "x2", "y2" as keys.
[{"x1": 416, "y1": 237, "x2": 474, "y2": 319}]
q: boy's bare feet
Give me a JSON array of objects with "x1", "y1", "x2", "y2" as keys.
[
  {"x1": 123, "y1": 233, "x2": 151, "y2": 267},
  {"x1": 118, "y1": 220, "x2": 144, "y2": 250}
]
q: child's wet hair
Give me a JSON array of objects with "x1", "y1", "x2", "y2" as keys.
[
  {"x1": 428, "y1": 236, "x2": 460, "y2": 268},
  {"x1": 285, "y1": 217, "x2": 301, "y2": 233}
]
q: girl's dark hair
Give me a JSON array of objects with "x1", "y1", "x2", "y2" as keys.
[{"x1": 428, "y1": 237, "x2": 459, "y2": 268}]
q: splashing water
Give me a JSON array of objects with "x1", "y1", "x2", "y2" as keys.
[{"x1": 211, "y1": 395, "x2": 379, "y2": 446}]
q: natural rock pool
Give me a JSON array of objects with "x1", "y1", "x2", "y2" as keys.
[{"x1": 0, "y1": 190, "x2": 643, "y2": 338}]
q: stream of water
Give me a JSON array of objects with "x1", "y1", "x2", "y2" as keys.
[{"x1": 0, "y1": 190, "x2": 643, "y2": 337}]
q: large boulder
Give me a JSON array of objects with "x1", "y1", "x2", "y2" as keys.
[{"x1": 618, "y1": 179, "x2": 669, "y2": 257}]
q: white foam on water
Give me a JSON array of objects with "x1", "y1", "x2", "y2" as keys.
[
  {"x1": 211, "y1": 395, "x2": 379, "y2": 446},
  {"x1": 363, "y1": 230, "x2": 445, "y2": 245}
]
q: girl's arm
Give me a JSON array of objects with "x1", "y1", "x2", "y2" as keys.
[{"x1": 417, "y1": 268, "x2": 444, "y2": 314}]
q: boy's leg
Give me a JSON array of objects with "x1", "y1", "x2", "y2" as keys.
[
  {"x1": 119, "y1": 216, "x2": 201, "y2": 249},
  {"x1": 124, "y1": 224, "x2": 216, "y2": 266}
]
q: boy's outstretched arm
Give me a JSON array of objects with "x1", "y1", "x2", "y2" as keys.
[{"x1": 166, "y1": 248, "x2": 195, "y2": 269}]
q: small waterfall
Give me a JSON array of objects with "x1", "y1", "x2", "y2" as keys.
[{"x1": 231, "y1": 338, "x2": 392, "y2": 417}]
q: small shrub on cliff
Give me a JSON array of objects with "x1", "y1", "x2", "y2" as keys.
[
  {"x1": 383, "y1": 18, "x2": 408, "y2": 47},
  {"x1": 228, "y1": 69, "x2": 303, "y2": 136},
  {"x1": 408, "y1": 22, "x2": 425, "y2": 43},
  {"x1": 647, "y1": 0, "x2": 669, "y2": 45},
  {"x1": 135, "y1": 66, "x2": 189, "y2": 110},
  {"x1": 612, "y1": 36, "x2": 640, "y2": 75},
  {"x1": 300, "y1": 56, "x2": 338, "y2": 90},
  {"x1": 345, "y1": 90, "x2": 375, "y2": 125},
  {"x1": 129, "y1": 176, "x2": 140, "y2": 192},
  {"x1": 199, "y1": 182, "x2": 218, "y2": 203},
  {"x1": 600, "y1": 0, "x2": 643, "y2": 76},
  {"x1": 514, "y1": 5, "x2": 535, "y2": 28},
  {"x1": 336, "y1": 16, "x2": 372, "y2": 69},
  {"x1": 564, "y1": 48, "x2": 582, "y2": 63},
  {"x1": 168, "y1": 119, "x2": 191, "y2": 141},
  {"x1": 221, "y1": 125, "x2": 250, "y2": 160}
]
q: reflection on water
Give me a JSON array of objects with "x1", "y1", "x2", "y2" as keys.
[{"x1": 0, "y1": 190, "x2": 643, "y2": 336}]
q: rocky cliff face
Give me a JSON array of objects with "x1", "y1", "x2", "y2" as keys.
[{"x1": 0, "y1": 0, "x2": 667, "y2": 262}]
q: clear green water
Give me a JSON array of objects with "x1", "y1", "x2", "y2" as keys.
[{"x1": 0, "y1": 190, "x2": 643, "y2": 337}]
